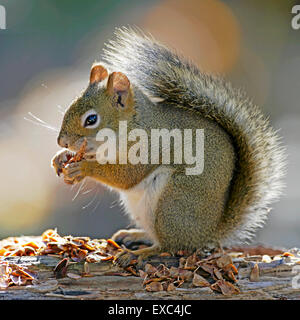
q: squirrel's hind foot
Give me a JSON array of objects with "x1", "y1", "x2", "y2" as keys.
[
  {"x1": 115, "y1": 244, "x2": 161, "y2": 269},
  {"x1": 111, "y1": 228, "x2": 153, "y2": 250}
]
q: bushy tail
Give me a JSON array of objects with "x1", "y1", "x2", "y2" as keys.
[{"x1": 103, "y1": 27, "x2": 287, "y2": 245}]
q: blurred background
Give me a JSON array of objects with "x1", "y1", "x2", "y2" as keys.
[{"x1": 0, "y1": 0, "x2": 299, "y2": 248}]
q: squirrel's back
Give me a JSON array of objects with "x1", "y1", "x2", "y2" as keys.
[{"x1": 103, "y1": 27, "x2": 286, "y2": 245}]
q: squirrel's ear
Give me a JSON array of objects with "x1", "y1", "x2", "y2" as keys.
[
  {"x1": 89, "y1": 64, "x2": 108, "y2": 85},
  {"x1": 106, "y1": 72, "x2": 133, "y2": 108}
]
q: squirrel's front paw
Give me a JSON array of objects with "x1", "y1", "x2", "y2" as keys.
[
  {"x1": 62, "y1": 161, "x2": 86, "y2": 185},
  {"x1": 51, "y1": 149, "x2": 74, "y2": 177}
]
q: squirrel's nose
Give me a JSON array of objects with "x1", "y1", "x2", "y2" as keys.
[{"x1": 57, "y1": 135, "x2": 69, "y2": 148}]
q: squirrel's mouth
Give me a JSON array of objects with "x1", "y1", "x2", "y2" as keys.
[
  {"x1": 82, "y1": 145, "x2": 97, "y2": 160},
  {"x1": 84, "y1": 152, "x2": 97, "y2": 160}
]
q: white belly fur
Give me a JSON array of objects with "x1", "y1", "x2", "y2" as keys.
[{"x1": 119, "y1": 166, "x2": 173, "y2": 243}]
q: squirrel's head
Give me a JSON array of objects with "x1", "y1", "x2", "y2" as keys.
[{"x1": 57, "y1": 64, "x2": 135, "y2": 158}]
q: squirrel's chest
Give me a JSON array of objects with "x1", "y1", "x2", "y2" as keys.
[{"x1": 119, "y1": 167, "x2": 173, "y2": 242}]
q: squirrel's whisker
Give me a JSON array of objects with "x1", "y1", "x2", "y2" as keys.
[
  {"x1": 91, "y1": 198, "x2": 101, "y2": 213},
  {"x1": 25, "y1": 112, "x2": 59, "y2": 132},
  {"x1": 82, "y1": 189, "x2": 93, "y2": 195},
  {"x1": 82, "y1": 187, "x2": 100, "y2": 211},
  {"x1": 24, "y1": 116, "x2": 59, "y2": 133},
  {"x1": 27, "y1": 112, "x2": 53, "y2": 126},
  {"x1": 72, "y1": 179, "x2": 86, "y2": 201}
]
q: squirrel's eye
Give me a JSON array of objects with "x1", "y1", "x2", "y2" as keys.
[
  {"x1": 81, "y1": 109, "x2": 100, "y2": 129},
  {"x1": 85, "y1": 114, "x2": 97, "y2": 126}
]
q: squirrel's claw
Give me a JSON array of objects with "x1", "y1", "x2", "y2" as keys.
[{"x1": 114, "y1": 250, "x2": 136, "y2": 268}]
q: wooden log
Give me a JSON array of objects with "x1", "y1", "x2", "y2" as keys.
[{"x1": 1, "y1": 252, "x2": 300, "y2": 300}]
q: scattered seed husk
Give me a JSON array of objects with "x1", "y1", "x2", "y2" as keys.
[
  {"x1": 192, "y1": 273, "x2": 210, "y2": 287},
  {"x1": 215, "y1": 254, "x2": 233, "y2": 268},
  {"x1": 125, "y1": 266, "x2": 138, "y2": 276},
  {"x1": 167, "y1": 282, "x2": 176, "y2": 291},
  {"x1": 178, "y1": 269, "x2": 193, "y2": 281},
  {"x1": 184, "y1": 253, "x2": 198, "y2": 269},
  {"x1": 144, "y1": 263, "x2": 157, "y2": 274},
  {"x1": 2, "y1": 230, "x2": 290, "y2": 295},
  {"x1": 67, "y1": 272, "x2": 82, "y2": 280},
  {"x1": 53, "y1": 258, "x2": 69, "y2": 279},
  {"x1": 64, "y1": 139, "x2": 87, "y2": 166},
  {"x1": 145, "y1": 281, "x2": 164, "y2": 292},
  {"x1": 261, "y1": 255, "x2": 272, "y2": 263},
  {"x1": 225, "y1": 270, "x2": 237, "y2": 283},
  {"x1": 0, "y1": 229, "x2": 121, "y2": 264},
  {"x1": 250, "y1": 263, "x2": 260, "y2": 282},
  {"x1": 211, "y1": 279, "x2": 240, "y2": 295},
  {"x1": 213, "y1": 267, "x2": 223, "y2": 280},
  {"x1": 283, "y1": 252, "x2": 294, "y2": 257},
  {"x1": 155, "y1": 264, "x2": 171, "y2": 278},
  {"x1": 159, "y1": 252, "x2": 171, "y2": 257},
  {"x1": 139, "y1": 269, "x2": 148, "y2": 280},
  {"x1": 0, "y1": 261, "x2": 37, "y2": 289},
  {"x1": 138, "y1": 250, "x2": 243, "y2": 295}
]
